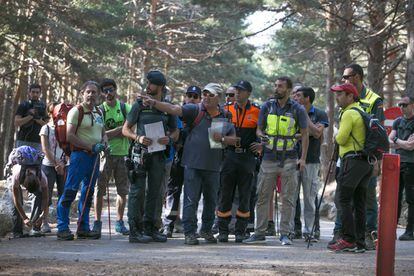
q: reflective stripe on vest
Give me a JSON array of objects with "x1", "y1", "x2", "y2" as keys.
[
  {"x1": 265, "y1": 114, "x2": 296, "y2": 151},
  {"x1": 359, "y1": 88, "x2": 380, "y2": 114}
]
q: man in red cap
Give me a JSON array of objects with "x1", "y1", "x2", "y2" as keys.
[{"x1": 328, "y1": 83, "x2": 373, "y2": 253}]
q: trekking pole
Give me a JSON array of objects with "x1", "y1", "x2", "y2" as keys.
[
  {"x1": 307, "y1": 144, "x2": 338, "y2": 249},
  {"x1": 106, "y1": 170, "x2": 112, "y2": 240},
  {"x1": 77, "y1": 154, "x2": 100, "y2": 233}
]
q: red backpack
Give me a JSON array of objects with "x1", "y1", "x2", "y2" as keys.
[{"x1": 52, "y1": 103, "x2": 99, "y2": 156}]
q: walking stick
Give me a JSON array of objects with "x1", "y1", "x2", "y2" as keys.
[
  {"x1": 77, "y1": 154, "x2": 100, "y2": 233},
  {"x1": 307, "y1": 144, "x2": 338, "y2": 249},
  {"x1": 106, "y1": 176, "x2": 112, "y2": 240}
]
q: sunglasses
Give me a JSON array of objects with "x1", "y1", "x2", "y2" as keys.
[
  {"x1": 226, "y1": 93, "x2": 235, "y2": 97},
  {"x1": 202, "y1": 92, "x2": 216, "y2": 98},
  {"x1": 398, "y1": 103, "x2": 409, "y2": 108},
  {"x1": 342, "y1": 74, "x2": 356, "y2": 80},
  {"x1": 103, "y1": 87, "x2": 115, "y2": 94},
  {"x1": 186, "y1": 93, "x2": 199, "y2": 99}
]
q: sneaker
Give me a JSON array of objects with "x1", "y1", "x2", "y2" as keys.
[
  {"x1": 265, "y1": 221, "x2": 276, "y2": 236},
  {"x1": 29, "y1": 228, "x2": 43, "y2": 237},
  {"x1": 242, "y1": 234, "x2": 266, "y2": 244},
  {"x1": 218, "y1": 233, "x2": 228, "y2": 243},
  {"x1": 303, "y1": 233, "x2": 318, "y2": 243},
  {"x1": 280, "y1": 235, "x2": 293, "y2": 245},
  {"x1": 398, "y1": 231, "x2": 414, "y2": 241},
  {"x1": 146, "y1": 231, "x2": 167, "y2": 242},
  {"x1": 355, "y1": 245, "x2": 366, "y2": 253},
  {"x1": 293, "y1": 229, "x2": 302, "y2": 239},
  {"x1": 328, "y1": 238, "x2": 357, "y2": 252},
  {"x1": 200, "y1": 231, "x2": 217, "y2": 243},
  {"x1": 41, "y1": 223, "x2": 51, "y2": 233},
  {"x1": 76, "y1": 230, "x2": 100, "y2": 239},
  {"x1": 129, "y1": 233, "x2": 152, "y2": 243},
  {"x1": 185, "y1": 234, "x2": 199, "y2": 245},
  {"x1": 328, "y1": 230, "x2": 342, "y2": 246},
  {"x1": 115, "y1": 220, "x2": 129, "y2": 235},
  {"x1": 365, "y1": 232, "x2": 376, "y2": 250},
  {"x1": 57, "y1": 230, "x2": 74, "y2": 241},
  {"x1": 163, "y1": 226, "x2": 173, "y2": 238},
  {"x1": 235, "y1": 234, "x2": 245, "y2": 243},
  {"x1": 91, "y1": 220, "x2": 102, "y2": 239}
]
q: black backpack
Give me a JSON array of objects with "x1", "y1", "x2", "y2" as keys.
[{"x1": 350, "y1": 107, "x2": 389, "y2": 161}]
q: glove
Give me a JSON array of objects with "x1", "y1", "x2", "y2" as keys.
[{"x1": 92, "y1": 143, "x2": 106, "y2": 154}]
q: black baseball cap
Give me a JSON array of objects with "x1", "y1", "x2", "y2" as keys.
[
  {"x1": 232, "y1": 80, "x2": 252, "y2": 92},
  {"x1": 147, "y1": 70, "x2": 166, "y2": 86},
  {"x1": 186, "y1": 85, "x2": 201, "y2": 96}
]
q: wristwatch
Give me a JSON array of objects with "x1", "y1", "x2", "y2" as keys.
[{"x1": 393, "y1": 136, "x2": 398, "y2": 143}]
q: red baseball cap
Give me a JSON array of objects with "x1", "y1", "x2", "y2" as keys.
[{"x1": 330, "y1": 83, "x2": 358, "y2": 98}]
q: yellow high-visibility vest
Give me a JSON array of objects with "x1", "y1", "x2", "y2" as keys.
[
  {"x1": 265, "y1": 114, "x2": 297, "y2": 151},
  {"x1": 359, "y1": 88, "x2": 381, "y2": 115}
]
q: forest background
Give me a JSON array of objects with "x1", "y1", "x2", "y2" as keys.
[{"x1": 1, "y1": 0, "x2": 413, "y2": 178}]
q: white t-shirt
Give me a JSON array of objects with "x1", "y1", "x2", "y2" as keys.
[{"x1": 39, "y1": 123, "x2": 65, "y2": 167}]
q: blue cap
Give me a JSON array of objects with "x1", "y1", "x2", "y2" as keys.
[
  {"x1": 147, "y1": 70, "x2": 166, "y2": 86},
  {"x1": 232, "y1": 80, "x2": 252, "y2": 93},
  {"x1": 186, "y1": 85, "x2": 201, "y2": 95}
]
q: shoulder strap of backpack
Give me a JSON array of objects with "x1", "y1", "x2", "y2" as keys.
[
  {"x1": 190, "y1": 103, "x2": 205, "y2": 130},
  {"x1": 349, "y1": 107, "x2": 366, "y2": 149},
  {"x1": 75, "y1": 105, "x2": 84, "y2": 134},
  {"x1": 99, "y1": 104, "x2": 106, "y2": 119},
  {"x1": 120, "y1": 102, "x2": 127, "y2": 120}
]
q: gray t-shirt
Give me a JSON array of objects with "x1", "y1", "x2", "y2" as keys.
[{"x1": 181, "y1": 104, "x2": 235, "y2": 172}]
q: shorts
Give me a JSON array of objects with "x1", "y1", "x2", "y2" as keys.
[{"x1": 97, "y1": 155, "x2": 129, "y2": 197}]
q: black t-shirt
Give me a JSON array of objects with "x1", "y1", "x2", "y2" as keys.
[
  {"x1": 15, "y1": 100, "x2": 47, "y2": 143},
  {"x1": 297, "y1": 106, "x2": 329, "y2": 164},
  {"x1": 393, "y1": 116, "x2": 414, "y2": 163}
]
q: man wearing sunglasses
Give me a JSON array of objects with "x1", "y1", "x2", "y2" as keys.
[
  {"x1": 163, "y1": 85, "x2": 201, "y2": 237},
  {"x1": 389, "y1": 95, "x2": 414, "y2": 241},
  {"x1": 333, "y1": 63, "x2": 385, "y2": 250},
  {"x1": 141, "y1": 83, "x2": 237, "y2": 245},
  {"x1": 225, "y1": 87, "x2": 236, "y2": 105},
  {"x1": 93, "y1": 78, "x2": 131, "y2": 238}
]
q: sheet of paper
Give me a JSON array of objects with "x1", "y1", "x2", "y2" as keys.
[
  {"x1": 208, "y1": 121, "x2": 224, "y2": 149},
  {"x1": 144, "y1": 121, "x2": 166, "y2": 153}
]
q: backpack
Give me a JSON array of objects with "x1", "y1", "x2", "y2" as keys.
[
  {"x1": 52, "y1": 103, "x2": 102, "y2": 156},
  {"x1": 350, "y1": 107, "x2": 389, "y2": 162},
  {"x1": 4, "y1": 146, "x2": 43, "y2": 183}
]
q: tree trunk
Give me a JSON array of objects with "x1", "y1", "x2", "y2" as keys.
[
  {"x1": 406, "y1": 0, "x2": 414, "y2": 97},
  {"x1": 367, "y1": 0, "x2": 387, "y2": 97}
]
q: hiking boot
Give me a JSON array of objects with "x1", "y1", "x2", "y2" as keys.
[
  {"x1": 328, "y1": 238, "x2": 357, "y2": 252},
  {"x1": 76, "y1": 230, "x2": 100, "y2": 239},
  {"x1": 91, "y1": 220, "x2": 102, "y2": 239},
  {"x1": 185, "y1": 233, "x2": 199, "y2": 245},
  {"x1": 217, "y1": 233, "x2": 228, "y2": 243},
  {"x1": 303, "y1": 233, "x2": 318, "y2": 243},
  {"x1": 115, "y1": 220, "x2": 129, "y2": 235},
  {"x1": 200, "y1": 231, "x2": 217, "y2": 243},
  {"x1": 129, "y1": 232, "x2": 152, "y2": 243},
  {"x1": 293, "y1": 229, "x2": 302, "y2": 239},
  {"x1": 146, "y1": 231, "x2": 167, "y2": 242},
  {"x1": 163, "y1": 226, "x2": 173, "y2": 238},
  {"x1": 57, "y1": 230, "x2": 74, "y2": 241},
  {"x1": 41, "y1": 222, "x2": 51, "y2": 233},
  {"x1": 398, "y1": 231, "x2": 414, "y2": 241},
  {"x1": 235, "y1": 234, "x2": 245, "y2": 243},
  {"x1": 280, "y1": 235, "x2": 293, "y2": 246},
  {"x1": 30, "y1": 227, "x2": 43, "y2": 237},
  {"x1": 365, "y1": 232, "x2": 376, "y2": 250},
  {"x1": 242, "y1": 234, "x2": 266, "y2": 244},
  {"x1": 328, "y1": 230, "x2": 342, "y2": 246},
  {"x1": 266, "y1": 221, "x2": 276, "y2": 236}
]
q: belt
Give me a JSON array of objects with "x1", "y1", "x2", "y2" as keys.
[
  {"x1": 228, "y1": 147, "x2": 250, "y2": 154},
  {"x1": 343, "y1": 151, "x2": 365, "y2": 160},
  {"x1": 72, "y1": 146, "x2": 94, "y2": 155}
]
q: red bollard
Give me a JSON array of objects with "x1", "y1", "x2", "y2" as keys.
[{"x1": 376, "y1": 153, "x2": 400, "y2": 276}]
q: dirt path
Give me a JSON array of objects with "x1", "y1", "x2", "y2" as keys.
[{"x1": 1, "y1": 221, "x2": 413, "y2": 275}]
